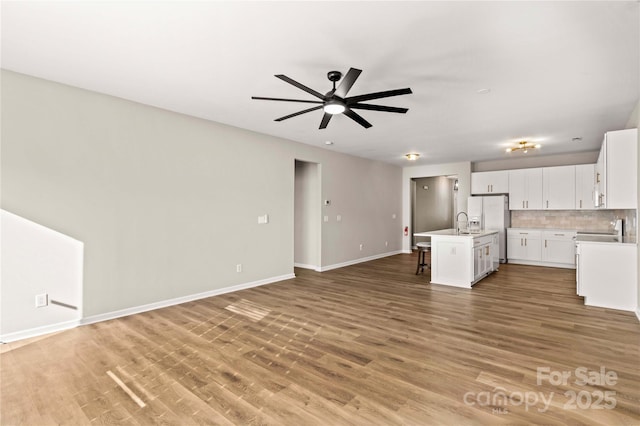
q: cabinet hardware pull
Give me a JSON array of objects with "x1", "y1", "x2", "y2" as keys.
[
  {"x1": 487, "y1": 185, "x2": 490, "y2": 192},
  {"x1": 521, "y1": 238, "x2": 523, "y2": 246},
  {"x1": 525, "y1": 238, "x2": 527, "y2": 246},
  {"x1": 546, "y1": 200, "x2": 549, "y2": 208},
  {"x1": 520, "y1": 232, "x2": 528, "y2": 235},
  {"x1": 485, "y1": 246, "x2": 489, "y2": 255},
  {"x1": 554, "y1": 234, "x2": 564, "y2": 236},
  {"x1": 522, "y1": 200, "x2": 525, "y2": 208},
  {"x1": 596, "y1": 172, "x2": 600, "y2": 183},
  {"x1": 490, "y1": 184, "x2": 493, "y2": 192},
  {"x1": 526, "y1": 200, "x2": 529, "y2": 208},
  {"x1": 580, "y1": 199, "x2": 582, "y2": 208},
  {"x1": 545, "y1": 240, "x2": 547, "y2": 248}
]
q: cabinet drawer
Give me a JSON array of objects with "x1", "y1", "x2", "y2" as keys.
[
  {"x1": 473, "y1": 235, "x2": 494, "y2": 247},
  {"x1": 507, "y1": 229, "x2": 542, "y2": 239},
  {"x1": 542, "y1": 231, "x2": 577, "y2": 241}
]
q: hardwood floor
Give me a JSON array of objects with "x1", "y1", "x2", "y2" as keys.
[{"x1": 2, "y1": 253, "x2": 639, "y2": 425}]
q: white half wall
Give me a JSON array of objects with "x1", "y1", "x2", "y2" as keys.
[
  {"x1": 402, "y1": 162, "x2": 472, "y2": 253},
  {"x1": 1, "y1": 209, "x2": 83, "y2": 341}
]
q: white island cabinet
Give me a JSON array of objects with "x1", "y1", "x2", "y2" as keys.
[{"x1": 414, "y1": 229, "x2": 499, "y2": 288}]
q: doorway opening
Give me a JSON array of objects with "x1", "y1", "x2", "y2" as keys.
[
  {"x1": 294, "y1": 160, "x2": 321, "y2": 270},
  {"x1": 411, "y1": 175, "x2": 458, "y2": 247}
]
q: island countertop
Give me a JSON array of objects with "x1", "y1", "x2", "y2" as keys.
[{"x1": 414, "y1": 228, "x2": 499, "y2": 238}]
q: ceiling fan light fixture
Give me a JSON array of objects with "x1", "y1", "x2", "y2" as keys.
[{"x1": 323, "y1": 100, "x2": 346, "y2": 115}]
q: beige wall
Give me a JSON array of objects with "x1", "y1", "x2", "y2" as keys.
[{"x1": 1, "y1": 70, "x2": 402, "y2": 321}]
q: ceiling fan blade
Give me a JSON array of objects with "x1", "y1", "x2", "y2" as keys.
[
  {"x1": 319, "y1": 113, "x2": 332, "y2": 129},
  {"x1": 275, "y1": 74, "x2": 325, "y2": 100},
  {"x1": 346, "y1": 88, "x2": 412, "y2": 104},
  {"x1": 274, "y1": 105, "x2": 323, "y2": 122},
  {"x1": 252, "y1": 96, "x2": 323, "y2": 104},
  {"x1": 350, "y1": 103, "x2": 409, "y2": 113},
  {"x1": 344, "y1": 109, "x2": 372, "y2": 129},
  {"x1": 334, "y1": 68, "x2": 362, "y2": 98}
]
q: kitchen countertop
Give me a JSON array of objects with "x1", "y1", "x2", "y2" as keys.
[
  {"x1": 576, "y1": 234, "x2": 636, "y2": 245},
  {"x1": 414, "y1": 228, "x2": 499, "y2": 238},
  {"x1": 508, "y1": 227, "x2": 637, "y2": 245}
]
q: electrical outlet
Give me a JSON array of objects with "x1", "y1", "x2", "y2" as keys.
[
  {"x1": 336, "y1": 214, "x2": 341, "y2": 222},
  {"x1": 385, "y1": 241, "x2": 388, "y2": 247},
  {"x1": 35, "y1": 293, "x2": 48, "y2": 308},
  {"x1": 359, "y1": 244, "x2": 363, "y2": 251},
  {"x1": 392, "y1": 214, "x2": 397, "y2": 219},
  {"x1": 236, "y1": 264, "x2": 242, "y2": 273},
  {"x1": 323, "y1": 216, "x2": 329, "y2": 222}
]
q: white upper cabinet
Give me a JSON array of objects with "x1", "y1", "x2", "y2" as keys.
[
  {"x1": 575, "y1": 164, "x2": 595, "y2": 210},
  {"x1": 508, "y1": 168, "x2": 543, "y2": 210},
  {"x1": 596, "y1": 128, "x2": 638, "y2": 209},
  {"x1": 543, "y1": 166, "x2": 575, "y2": 210},
  {"x1": 471, "y1": 171, "x2": 509, "y2": 194}
]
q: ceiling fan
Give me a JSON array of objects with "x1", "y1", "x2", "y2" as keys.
[{"x1": 252, "y1": 67, "x2": 412, "y2": 129}]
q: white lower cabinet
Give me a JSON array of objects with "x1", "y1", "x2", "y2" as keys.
[
  {"x1": 507, "y1": 229, "x2": 541, "y2": 262},
  {"x1": 541, "y1": 231, "x2": 577, "y2": 266},
  {"x1": 576, "y1": 242, "x2": 637, "y2": 311},
  {"x1": 507, "y1": 229, "x2": 576, "y2": 268},
  {"x1": 473, "y1": 235, "x2": 494, "y2": 282}
]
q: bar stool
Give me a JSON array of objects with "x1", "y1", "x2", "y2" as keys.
[{"x1": 415, "y1": 241, "x2": 431, "y2": 275}]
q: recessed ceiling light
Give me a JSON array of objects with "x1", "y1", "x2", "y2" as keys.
[
  {"x1": 325, "y1": 141, "x2": 334, "y2": 145},
  {"x1": 405, "y1": 153, "x2": 420, "y2": 161},
  {"x1": 477, "y1": 88, "x2": 491, "y2": 95}
]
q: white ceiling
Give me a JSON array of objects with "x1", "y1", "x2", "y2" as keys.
[{"x1": 2, "y1": 1, "x2": 638, "y2": 166}]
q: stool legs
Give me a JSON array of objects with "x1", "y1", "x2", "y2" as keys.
[{"x1": 415, "y1": 248, "x2": 430, "y2": 274}]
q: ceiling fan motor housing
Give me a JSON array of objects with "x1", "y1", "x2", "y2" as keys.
[{"x1": 327, "y1": 71, "x2": 343, "y2": 82}]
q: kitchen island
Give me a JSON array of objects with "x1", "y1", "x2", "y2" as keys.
[{"x1": 414, "y1": 229, "x2": 499, "y2": 288}]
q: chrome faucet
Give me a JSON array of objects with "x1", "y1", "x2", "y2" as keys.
[{"x1": 456, "y1": 211, "x2": 469, "y2": 234}]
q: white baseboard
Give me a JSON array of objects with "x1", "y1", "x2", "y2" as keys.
[
  {"x1": 294, "y1": 263, "x2": 320, "y2": 271},
  {"x1": 0, "y1": 273, "x2": 295, "y2": 343},
  {"x1": 81, "y1": 273, "x2": 295, "y2": 326},
  {"x1": 318, "y1": 250, "x2": 403, "y2": 272},
  {"x1": 0, "y1": 319, "x2": 80, "y2": 343}
]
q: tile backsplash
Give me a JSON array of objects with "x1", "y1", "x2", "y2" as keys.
[{"x1": 510, "y1": 209, "x2": 637, "y2": 236}]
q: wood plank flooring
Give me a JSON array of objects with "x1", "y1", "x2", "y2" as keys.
[{"x1": 2, "y1": 253, "x2": 640, "y2": 425}]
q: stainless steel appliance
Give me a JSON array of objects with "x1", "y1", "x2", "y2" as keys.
[{"x1": 467, "y1": 195, "x2": 510, "y2": 262}]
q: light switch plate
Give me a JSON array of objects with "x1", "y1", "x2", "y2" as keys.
[{"x1": 35, "y1": 293, "x2": 48, "y2": 308}]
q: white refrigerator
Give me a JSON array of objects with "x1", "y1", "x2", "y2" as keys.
[{"x1": 467, "y1": 195, "x2": 510, "y2": 263}]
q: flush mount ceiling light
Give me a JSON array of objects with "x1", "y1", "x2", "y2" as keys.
[
  {"x1": 505, "y1": 141, "x2": 542, "y2": 154},
  {"x1": 405, "y1": 153, "x2": 420, "y2": 161}
]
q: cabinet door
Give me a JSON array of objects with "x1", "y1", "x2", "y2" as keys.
[
  {"x1": 543, "y1": 166, "x2": 575, "y2": 210},
  {"x1": 523, "y1": 236, "x2": 542, "y2": 261},
  {"x1": 483, "y1": 243, "x2": 492, "y2": 273},
  {"x1": 543, "y1": 239, "x2": 576, "y2": 265},
  {"x1": 575, "y1": 164, "x2": 595, "y2": 210},
  {"x1": 473, "y1": 245, "x2": 484, "y2": 280},
  {"x1": 606, "y1": 128, "x2": 638, "y2": 209},
  {"x1": 595, "y1": 141, "x2": 606, "y2": 207},
  {"x1": 509, "y1": 169, "x2": 543, "y2": 209},
  {"x1": 526, "y1": 169, "x2": 544, "y2": 210},
  {"x1": 471, "y1": 171, "x2": 509, "y2": 194},
  {"x1": 507, "y1": 235, "x2": 525, "y2": 259},
  {"x1": 508, "y1": 170, "x2": 527, "y2": 210}
]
